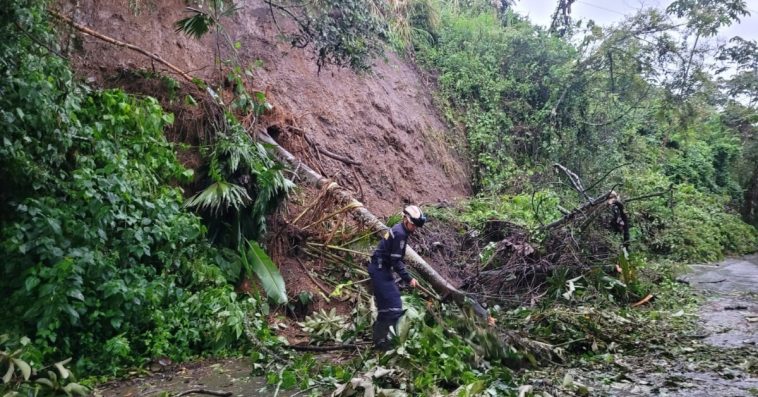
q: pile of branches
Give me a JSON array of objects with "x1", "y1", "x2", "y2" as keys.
[{"x1": 415, "y1": 164, "x2": 670, "y2": 306}]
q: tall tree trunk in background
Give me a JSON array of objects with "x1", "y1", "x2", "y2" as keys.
[
  {"x1": 257, "y1": 130, "x2": 490, "y2": 320},
  {"x1": 744, "y1": 166, "x2": 758, "y2": 227}
]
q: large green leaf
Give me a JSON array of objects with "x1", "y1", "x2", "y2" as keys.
[
  {"x1": 11, "y1": 358, "x2": 30, "y2": 381},
  {"x1": 241, "y1": 241, "x2": 287, "y2": 304}
]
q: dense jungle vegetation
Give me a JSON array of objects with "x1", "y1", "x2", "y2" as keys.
[{"x1": 1, "y1": 0, "x2": 757, "y2": 396}]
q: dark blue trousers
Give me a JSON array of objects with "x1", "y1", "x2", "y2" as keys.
[{"x1": 369, "y1": 258, "x2": 404, "y2": 348}]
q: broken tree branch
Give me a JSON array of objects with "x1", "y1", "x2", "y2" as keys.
[
  {"x1": 175, "y1": 389, "x2": 232, "y2": 397},
  {"x1": 48, "y1": 9, "x2": 199, "y2": 84},
  {"x1": 625, "y1": 184, "x2": 674, "y2": 203},
  {"x1": 257, "y1": 130, "x2": 490, "y2": 320},
  {"x1": 295, "y1": 258, "x2": 332, "y2": 298},
  {"x1": 583, "y1": 162, "x2": 632, "y2": 194},
  {"x1": 304, "y1": 134, "x2": 362, "y2": 166},
  {"x1": 287, "y1": 343, "x2": 362, "y2": 352},
  {"x1": 554, "y1": 163, "x2": 592, "y2": 202},
  {"x1": 543, "y1": 190, "x2": 615, "y2": 231}
]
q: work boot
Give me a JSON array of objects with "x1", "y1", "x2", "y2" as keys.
[{"x1": 372, "y1": 318, "x2": 395, "y2": 350}]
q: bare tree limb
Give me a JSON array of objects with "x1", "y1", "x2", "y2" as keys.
[
  {"x1": 554, "y1": 163, "x2": 592, "y2": 202},
  {"x1": 543, "y1": 190, "x2": 615, "y2": 231},
  {"x1": 582, "y1": 162, "x2": 632, "y2": 195},
  {"x1": 625, "y1": 184, "x2": 674, "y2": 203}
]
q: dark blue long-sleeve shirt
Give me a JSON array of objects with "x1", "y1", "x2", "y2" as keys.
[{"x1": 370, "y1": 222, "x2": 413, "y2": 283}]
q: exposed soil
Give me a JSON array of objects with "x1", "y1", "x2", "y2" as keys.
[{"x1": 58, "y1": 0, "x2": 471, "y2": 219}]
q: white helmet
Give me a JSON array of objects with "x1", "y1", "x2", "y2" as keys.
[{"x1": 403, "y1": 205, "x2": 426, "y2": 227}]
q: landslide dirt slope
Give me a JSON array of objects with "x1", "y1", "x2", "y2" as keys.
[{"x1": 60, "y1": 0, "x2": 471, "y2": 217}]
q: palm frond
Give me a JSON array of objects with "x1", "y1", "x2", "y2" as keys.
[
  {"x1": 185, "y1": 180, "x2": 251, "y2": 215},
  {"x1": 175, "y1": 11, "x2": 215, "y2": 39}
]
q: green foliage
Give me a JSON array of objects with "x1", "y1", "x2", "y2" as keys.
[
  {"x1": 173, "y1": 0, "x2": 240, "y2": 63},
  {"x1": 622, "y1": 169, "x2": 757, "y2": 262},
  {"x1": 188, "y1": 120, "x2": 293, "y2": 248},
  {"x1": 298, "y1": 309, "x2": 350, "y2": 345},
  {"x1": 433, "y1": 191, "x2": 562, "y2": 235},
  {"x1": 667, "y1": 0, "x2": 749, "y2": 37},
  {"x1": 186, "y1": 180, "x2": 252, "y2": 215},
  {"x1": 146, "y1": 287, "x2": 261, "y2": 360},
  {"x1": 1, "y1": 335, "x2": 89, "y2": 396},
  {"x1": 663, "y1": 117, "x2": 743, "y2": 200},
  {"x1": 393, "y1": 325, "x2": 478, "y2": 389},
  {"x1": 386, "y1": 0, "x2": 441, "y2": 52},
  {"x1": 413, "y1": 8, "x2": 577, "y2": 190},
  {"x1": 0, "y1": 0, "x2": 272, "y2": 376},
  {"x1": 375, "y1": 300, "x2": 516, "y2": 395},
  {"x1": 268, "y1": 0, "x2": 387, "y2": 72}
]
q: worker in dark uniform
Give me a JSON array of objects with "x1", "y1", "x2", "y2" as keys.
[{"x1": 369, "y1": 205, "x2": 426, "y2": 350}]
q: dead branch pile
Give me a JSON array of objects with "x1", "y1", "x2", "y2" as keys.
[{"x1": 412, "y1": 164, "x2": 672, "y2": 307}]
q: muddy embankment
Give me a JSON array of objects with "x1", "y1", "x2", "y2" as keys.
[{"x1": 59, "y1": 0, "x2": 471, "y2": 218}]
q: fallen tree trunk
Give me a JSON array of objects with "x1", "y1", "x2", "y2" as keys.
[{"x1": 257, "y1": 130, "x2": 490, "y2": 320}]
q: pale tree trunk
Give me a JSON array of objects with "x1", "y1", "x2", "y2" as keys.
[{"x1": 257, "y1": 131, "x2": 490, "y2": 320}]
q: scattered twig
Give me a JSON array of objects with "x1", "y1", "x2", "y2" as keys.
[
  {"x1": 175, "y1": 389, "x2": 232, "y2": 397},
  {"x1": 552, "y1": 337, "x2": 587, "y2": 348},
  {"x1": 351, "y1": 166, "x2": 365, "y2": 202},
  {"x1": 306, "y1": 242, "x2": 371, "y2": 257},
  {"x1": 631, "y1": 293, "x2": 653, "y2": 307},
  {"x1": 295, "y1": 257, "x2": 332, "y2": 297},
  {"x1": 317, "y1": 146, "x2": 362, "y2": 166},
  {"x1": 286, "y1": 343, "x2": 364, "y2": 351},
  {"x1": 273, "y1": 366, "x2": 285, "y2": 397},
  {"x1": 302, "y1": 202, "x2": 364, "y2": 231},
  {"x1": 291, "y1": 385, "x2": 321, "y2": 397}
]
